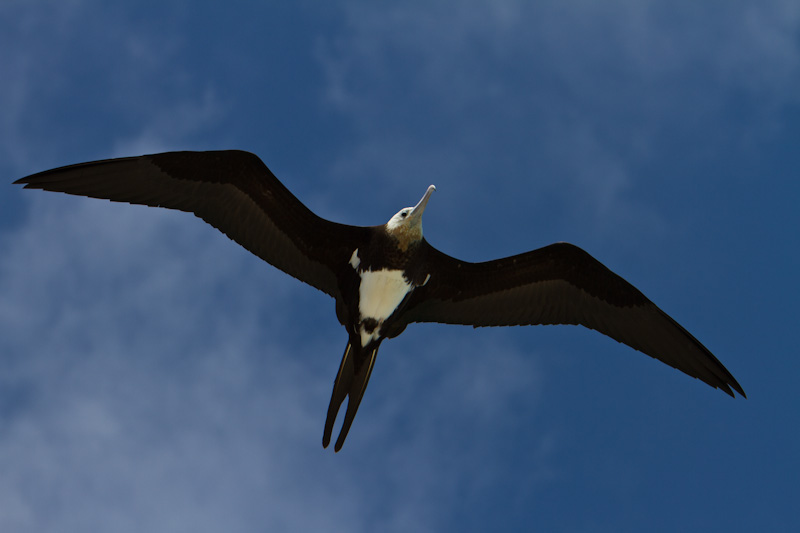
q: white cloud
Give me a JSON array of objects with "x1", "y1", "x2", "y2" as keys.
[
  {"x1": 0, "y1": 198, "x2": 330, "y2": 531},
  {"x1": 0, "y1": 188, "x2": 553, "y2": 531}
]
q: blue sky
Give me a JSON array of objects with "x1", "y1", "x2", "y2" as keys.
[{"x1": 1, "y1": 1, "x2": 798, "y2": 531}]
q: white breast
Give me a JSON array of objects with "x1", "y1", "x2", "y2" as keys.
[
  {"x1": 357, "y1": 269, "x2": 412, "y2": 346},
  {"x1": 359, "y1": 269, "x2": 412, "y2": 320}
]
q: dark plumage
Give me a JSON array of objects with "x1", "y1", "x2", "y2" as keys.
[{"x1": 15, "y1": 150, "x2": 745, "y2": 451}]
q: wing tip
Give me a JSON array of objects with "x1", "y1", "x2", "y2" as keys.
[
  {"x1": 704, "y1": 357, "x2": 746, "y2": 399},
  {"x1": 13, "y1": 175, "x2": 44, "y2": 188},
  {"x1": 697, "y1": 367, "x2": 745, "y2": 399},
  {"x1": 722, "y1": 379, "x2": 746, "y2": 399}
]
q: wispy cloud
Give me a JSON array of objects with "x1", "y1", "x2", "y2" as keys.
[
  {"x1": 2, "y1": 175, "x2": 552, "y2": 532},
  {"x1": 0, "y1": 3, "x2": 225, "y2": 174},
  {"x1": 316, "y1": 0, "x2": 800, "y2": 243},
  {"x1": 0, "y1": 197, "x2": 342, "y2": 531},
  {"x1": 2, "y1": 1, "x2": 794, "y2": 530},
  {"x1": 111, "y1": 89, "x2": 226, "y2": 156}
]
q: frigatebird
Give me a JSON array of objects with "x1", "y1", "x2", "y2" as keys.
[{"x1": 15, "y1": 150, "x2": 745, "y2": 451}]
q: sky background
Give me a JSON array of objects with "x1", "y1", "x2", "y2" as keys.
[{"x1": 1, "y1": 1, "x2": 798, "y2": 531}]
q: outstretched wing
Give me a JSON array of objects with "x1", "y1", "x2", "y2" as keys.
[
  {"x1": 15, "y1": 150, "x2": 370, "y2": 298},
  {"x1": 405, "y1": 241, "x2": 745, "y2": 398}
]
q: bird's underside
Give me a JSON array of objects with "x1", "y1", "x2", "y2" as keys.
[{"x1": 15, "y1": 149, "x2": 745, "y2": 452}]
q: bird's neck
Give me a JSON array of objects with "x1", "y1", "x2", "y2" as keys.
[{"x1": 385, "y1": 225, "x2": 422, "y2": 252}]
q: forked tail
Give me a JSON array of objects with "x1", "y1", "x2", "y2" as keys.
[{"x1": 322, "y1": 340, "x2": 380, "y2": 452}]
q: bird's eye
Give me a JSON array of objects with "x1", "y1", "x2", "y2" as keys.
[{"x1": 401, "y1": 211, "x2": 408, "y2": 218}]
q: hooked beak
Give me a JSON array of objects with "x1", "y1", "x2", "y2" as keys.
[{"x1": 409, "y1": 185, "x2": 436, "y2": 221}]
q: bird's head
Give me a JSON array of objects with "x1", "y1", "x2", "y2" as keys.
[{"x1": 385, "y1": 185, "x2": 436, "y2": 248}]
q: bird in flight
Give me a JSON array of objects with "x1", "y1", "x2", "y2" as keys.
[{"x1": 15, "y1": 150, "x2": 745, "y2": 451}]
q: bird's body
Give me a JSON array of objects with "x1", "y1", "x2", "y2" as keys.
[{"x1": 15, "y1": 150, "x2": 745, "y2": 451}]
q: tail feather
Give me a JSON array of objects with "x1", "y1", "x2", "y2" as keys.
[
  {"x1": 322, "y1": 341, "x2": 380, "y2": 452},
  {"x1": 323, "y1": 342, "x2": 354, "y2": 449}
]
